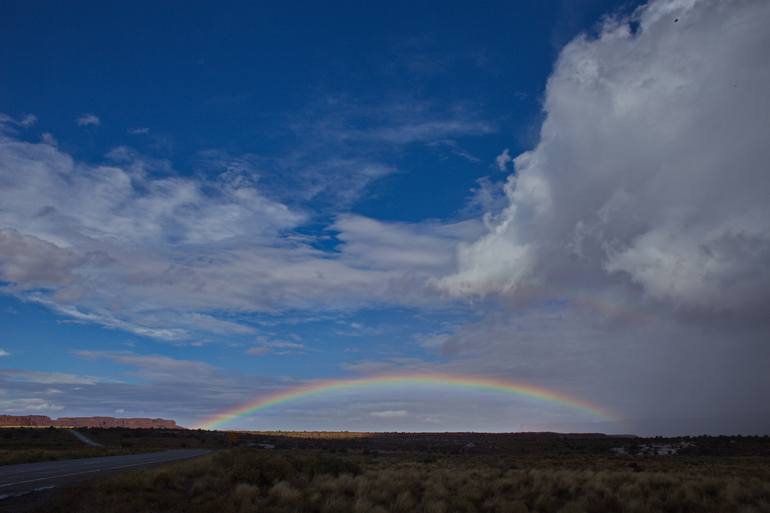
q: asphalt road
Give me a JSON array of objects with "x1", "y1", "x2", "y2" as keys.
[{"x1": 0, "y1": 449, "x2": 210, "y2": 500}]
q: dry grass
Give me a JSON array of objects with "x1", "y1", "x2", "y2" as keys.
[
  {"x1": 0, "y1": 428, "x2": 128, "y2": 465},
  {"x1": 36, "y1": 448, "x2": 770, "y2": 513},
  {"x1": 0, "y1": 427, "x2": 227, "y2": 465}
]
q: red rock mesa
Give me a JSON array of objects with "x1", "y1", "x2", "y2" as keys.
[{"x1": 0, "y1": 415, "x2": 180, "y2": 429}]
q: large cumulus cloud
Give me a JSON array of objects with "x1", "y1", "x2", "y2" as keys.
[
  {"x1": 439, "y1": 0, "x2": 770, "y2": 319},
  {"x1": 424, "y1": 0, "x2": 770, "y2": 433}
]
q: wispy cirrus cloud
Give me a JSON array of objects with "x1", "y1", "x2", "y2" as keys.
[
  {"x1": 0, "y1": 369, "x2": 102, "y2": 385},
  {"x1": 0, "y1": 123, "x2": 483, "y2": 341},
  {"x1": 370, "y1": 409, "x2": 408, "y2": 418},
  {"x1": 246, "y1": 339, "x2": 306, "y2": 357},
  {"x1": 199, "y1": 97, "x2": 493, "y2": 213},
  {"x1": 288, "y1": 96, "x2": 493, "y2": 147},
  {"x1": 0, "y1": 113, "x2": 37, "y2": 132},
  {"x1": 427, "y1": 139, "x2": 481, "y2": 163},
  {"x1": 74, "y1": 351, "x2": 217, "y2": 382},
  {"x1": 0, "y1": 398, "x2": 64, "y2": 412}
]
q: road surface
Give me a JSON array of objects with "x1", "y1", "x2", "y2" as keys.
[{"x1": 0, "y1": 449, "x2": 210, "y2": 500}]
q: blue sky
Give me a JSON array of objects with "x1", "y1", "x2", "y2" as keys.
[
  {"x1": 1, "y1": 1, "x2": 627, "y2": 224},
  {"x1": 2, "y1": 0, "x2": 770, "y2": 434}
]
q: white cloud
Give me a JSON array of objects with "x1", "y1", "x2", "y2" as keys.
[
  {"x1": 268, "y1": 341, "x2": 305, "y2": 349},
  {"x1": 0, "y1": 135, "x2": 482, "y2": 339},
  {"x1": 0, "y1": 398, "x2": 64, "y2": 412},
  {"x1": 246, "y1": 339, "x2": 306, "y2": 356},
  {"x1": 495, "y1": 148, "x2": 512, "y2": 171},
  {"x1": 0, "y1": 349, "x2": 9, "y2": 357},
  {"x1": 128, "y1": 127, "x2": 149, "y2": 134},
  {"x1": 438, "y1": 0, "x2": 770, "y2": 318},
  {"x1": 0, "y1": 352, "x2": 250, "y2": 422},
  {"x1": 0, "y1": 229, "x2": 84, "y2": 288},
  {"x1": 416, "y1": 332, "x2": 451, "y2": 350},
  {"x1": 363, "y1": 120, "x2": 493, "y2": 144},
  {"x1": 262, "y1": 98, "x2": 494, "y2": 210},
  {"x1": 461, "y1": 177, "x2": 508, "y2": 219},
  {"x1": 0, "y1": 113, "x2": 37, "y2": 132},
  {"x1": 370, "y1": 409, "x2": 408, "y2": 418},
  {"x1": 19, "y1": 114, "x2": 37, "y2": 127},
  {"x1": 76, "y1": 113, "x2": 100, "y2": 127},
  {"x1": 427, "y1": 139, "x2": 481, "y2": 162},
  {"x1": 421, "y1": 0, "x2": 770, "y2": 432},
  {"x1": 74, "y1": 351, "x2": 217, "y2": 382},
  {"x1": 41, "y1": 132, "x2": 57, "y2": 146},
  {"x1": 0, "y1": 370, "x2": 101, "y2": 385},
  {"x1": 333, "y1": 214, "x2": 482, "y2": 273},
  {"x1": 342, "y1": 357, "x2": 427, "y2": 375},
  {"x1": 297, "y1": 97, "x2": 493, "y2": 146}
]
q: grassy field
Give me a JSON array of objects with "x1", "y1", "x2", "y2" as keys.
[{"x1": 26, "y1": 433, "x2": 770, "y2": 513}]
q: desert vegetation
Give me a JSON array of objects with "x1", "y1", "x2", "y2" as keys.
[
  {"x1": 0, "y1": 427, "x2": 227, "y2": 465},
  {"x1": 34, "y1": 435, "x2": 770, "y2": 513},
  {"x1": 0, "y1": 427, "x2": 124, "y2": 465}
]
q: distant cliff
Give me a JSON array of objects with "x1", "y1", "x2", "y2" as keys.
[{"x1": 0, "y1": 415, "x2": 180, "y2": 429}]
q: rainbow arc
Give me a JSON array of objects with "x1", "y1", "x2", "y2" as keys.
[{"x1": 197, "y1": 373, "x2": 614, "y2": 430}]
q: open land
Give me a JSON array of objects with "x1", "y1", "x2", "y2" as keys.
[{"x1": 1, "y1": 429, "x2": 769, "y2": 512}]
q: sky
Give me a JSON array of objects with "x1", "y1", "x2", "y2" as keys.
[{"x1": 1, "y1": 0, "x2": 769, "y2": 435}]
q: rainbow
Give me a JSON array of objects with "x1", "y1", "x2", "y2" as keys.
[{"x1": 197, "y1": 373, "x2": 614, "y2": 430}]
